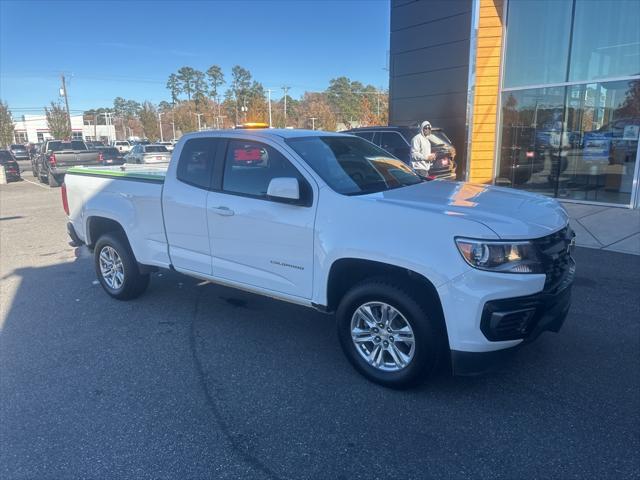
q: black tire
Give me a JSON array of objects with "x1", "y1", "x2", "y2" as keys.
[
  {"x1": 48, "y1": 173, "x2": 60, "y2": 187},
  {"x1": 336, "y1": 279, "x2": 444, "y2": 388},
  {"x1": 94, "y1": 232, "x2": 150, "y2": 300}
]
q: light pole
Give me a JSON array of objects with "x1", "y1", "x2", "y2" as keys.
[
  {"x1": 266, "y1": 89, "x2": 273, "y2": 128},
  {"x1": 158, "y1": 113, "x2": 164, "y2": 142},
  {"x1": 281, "y1": 85, "x2": 289, "y2": 127},
  {"x1": 309, "y1": 117, "x2": 317, "y2": 130}
]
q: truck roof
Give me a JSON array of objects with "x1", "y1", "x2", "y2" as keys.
[{"x1": 182, "y1": 128, "x2": 347, "y2": 141}]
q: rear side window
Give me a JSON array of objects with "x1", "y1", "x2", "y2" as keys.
[
  {"x1": 144, "y1": 146, "x2": 168, "y2": 153},
  {"x1": 353, "y1": 131, "x2": 374, "y2": 141},
  {"x1": 222, "y1": 140, "x2": 305, "y2": 199},
  {"x1": 0, "y1": 151, "x2": 12, "y2": 162},
  {"x1": 379, "y1": 132, "x2": 408, "y2": 151},
  {"x1": 177, "y1": 138, "x2": 217, "y2": 189}
]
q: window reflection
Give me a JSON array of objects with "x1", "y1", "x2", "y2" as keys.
[
  {"x1": 569, "y1": 0, "x2": 640, "y2": 82},
  {"x1": 497, "y1": 80, "x2": 639, "y2": 205},
  {"x1": 559, "y1": 80, "x2": 639, "y2": 204}
]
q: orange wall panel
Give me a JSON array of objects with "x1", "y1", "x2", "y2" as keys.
[{"x1": 469, "y1": 0, "x2": 504, "y2": 184}]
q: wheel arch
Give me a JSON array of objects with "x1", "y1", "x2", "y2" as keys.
[{"x1": 325, "y1": 258, "x2": 448, "y2": 339}]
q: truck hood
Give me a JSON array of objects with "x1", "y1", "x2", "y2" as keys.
[{"x1": 366, "y1": 181, "x2": 568, "y2": 239}]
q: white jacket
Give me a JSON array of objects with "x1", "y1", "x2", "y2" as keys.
[{"x1": 410, "y1": 121, "x2": 434, "y2": 171}]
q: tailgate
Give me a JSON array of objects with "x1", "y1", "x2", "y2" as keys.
[{"x1": 54, "y1": 150, "x2": 101, "y2": 167}]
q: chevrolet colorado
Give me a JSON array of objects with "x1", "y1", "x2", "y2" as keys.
[{"x1": 62, "y1": 129, "x2": 575, "y2": 387}]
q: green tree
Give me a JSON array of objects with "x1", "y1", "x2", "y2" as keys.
[
  {"x1": 206, "y1": 65, "x2": 225, "y2": 102},
  {"x1": 177, "y1": 66, "x2": 196, "y2": 101},
  {"x1": 228, "y1": 65, "x2": 255, "y2": 124},
  {"x1": 45, "y1": 101, "x2": 71, "y2": 139},
  {"x1": 138, "y1": 101, "x2": 159, "y2": 140},
  {"x1": 327, "y1": 77, "x2": 366, "y2": 124},
  {"x1": 193, "y1": 70, "x2": 208, "y2": 111},
  {"x1": 166, "y1": 73, "x2": 181, "y2": 105},
  {"x1": 0, "y1": 101, "x2": 15, "y2": 147}
]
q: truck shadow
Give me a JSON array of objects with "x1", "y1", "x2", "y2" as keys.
[{"x1": 1, "y1": 247, "x2": 638, "y2": 478}]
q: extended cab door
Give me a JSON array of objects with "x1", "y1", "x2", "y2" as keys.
[
  {"x1": 162, "y1": 137, "x2": 220, "y2": 275},
  {"x1": 206, "y1": 138, "x2": 316, "y2": 299}
]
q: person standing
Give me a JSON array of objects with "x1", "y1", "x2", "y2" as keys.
[{"x1": 411, "y1": 120, "x2": 436, "y2": 176}]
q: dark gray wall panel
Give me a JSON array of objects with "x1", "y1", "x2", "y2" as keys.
[
  {"x1": 391, "y1": 14, "x2": 471, "y2": 54},
  {"x1": 389, "y1": 0, "x2": 473, "y2": 177},
  {"x1": 392, "y1": 66, "x2": 469, "y2": 99},
  {"x1": 393, "y1": 40, "x2": 470, "y2": 77},
  {"x1": 391, "y1": 0, "x2": 469, "y2": 29}
]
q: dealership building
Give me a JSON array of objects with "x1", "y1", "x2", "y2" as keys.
[
  {"x1": 389, "y1": 0, "x2": 640, "y2": 209},
  {"x1": 12, "y1": 115, "x2": 116, "y2": 144}
]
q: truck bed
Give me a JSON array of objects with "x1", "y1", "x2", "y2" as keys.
[
  {"x1": 67, "y1": 164, "x2": 168, "y2": 182},
  {"x1": 65, "y1": 164, "x2": 171, "y2": 268}
]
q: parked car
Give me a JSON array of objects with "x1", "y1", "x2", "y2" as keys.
[
  {"x1": 63, "y1": 129, "x2": 575, "y2": 388},
  {"x1": 96, "y1": 146, "x2": 125, "y2": 165},
  {"x1": 113, "y1": 140, "x2": 132, "y2": 154},
  {"x1": 9, "y1": 144, "x2": 29, "y2": 160},
  {"x1": 32, "y1": 140, "x2": 102, "y2": 187},
  {"x1": 0, "y1": 149, "x2": 21, "y2": 181},
  {"x1": 157, "y1": 141, "x2": 175, "y2": 152},
  {"x1": 125, "y1": 144, "x2": 171, "y2": 164},
  {"x1": 344, "y1": 126, "x2": 457, "y2": 180}
]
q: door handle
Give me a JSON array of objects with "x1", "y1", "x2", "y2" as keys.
[{"x1": 209, "y1": 206, "x2": 234, "y2": 216}]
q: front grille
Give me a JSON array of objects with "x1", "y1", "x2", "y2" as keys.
[{"x1": 532, "y1": 226, "x2": 575, "y2": 292}]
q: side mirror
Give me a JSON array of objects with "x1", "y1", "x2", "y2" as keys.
[{"x1": 267, "y1": 177, "x2": 300, "y2": 203}]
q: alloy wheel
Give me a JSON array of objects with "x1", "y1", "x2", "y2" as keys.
[{"x1": 350, "y1": 301, "x2": 416, "y2": 372}]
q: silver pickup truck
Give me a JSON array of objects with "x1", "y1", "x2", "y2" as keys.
[{"x1": 33, "y1": 140, "x2": 102, "y2": 187}]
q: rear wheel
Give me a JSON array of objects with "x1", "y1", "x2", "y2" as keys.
[
  {"x1": 336, "y1": 279, "x2": 444, "y2": 388},
  {"x1": 94, "y1": 232, "x2": 150, "y2": 300}
]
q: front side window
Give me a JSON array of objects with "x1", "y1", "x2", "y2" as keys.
[
  {"x1": 286, "y1": 136, "x2": 423, "y2": 195},
  {"x1": 222, "y1": 140, "x2": 305, "y2": 198},
  {"x1": 177, "y1": 138, "x2": 217, "y2": 189}
]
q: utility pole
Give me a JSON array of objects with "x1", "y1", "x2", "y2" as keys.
[
  {"x1": 194, "y1": 113, "x2": 203, "y2": 131},
  {"x1": 60, "y1": 74, "x2": 73, "y2": 138},
  {"x1": 94, "y1": 114, "x2": 97, "y2": 141},
  {"x1": 281, "y1": 86, "x2": 289, "y2": 127},
  {"x1": 309, "y1": 117, "x2": 317, "y2": 130},
  {"x1": 158, "y1": 112, "x2": 164, "y2": 141},
  {"x1": 266, "y1": 89, "x2": 273, "y2": 128},
  {"x1": 171, "y1": 113, "x2": 176, "y2": 139}
]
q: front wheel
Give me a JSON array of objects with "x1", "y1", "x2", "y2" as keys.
[
  {"x1": 48, "y1": 173, "x2": 60, "y2": 187},
  {"x1": 94, "y1": 232, "x2": 150, "y2": 300},
  {"x1": 336, "y1": 279, "x2": 444, "y2": 388}
]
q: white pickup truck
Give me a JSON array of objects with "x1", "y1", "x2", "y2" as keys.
[{"x1": 62, "y1": 129, "x2": 575, "y2": 387}]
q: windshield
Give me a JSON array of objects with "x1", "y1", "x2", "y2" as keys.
[
  {"x1": 11, "y1": 145, "x2": 26, "y2": 151},
  {"x1": 286, "y1": 136, "x2": 423, "y2": 195},
  {"x1": 144, "y1": 145, "x2": 168, "y2": 153}
]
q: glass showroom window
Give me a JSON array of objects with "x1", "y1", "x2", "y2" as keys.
[
  {"x1": 569, "y1": 0, "x2": 640, "y2": 82},
  {"x1": 503, "y1": 0, "x2": 572, "y2": 88},
  {"x1": 559, "y1": 80, "x2": 639, "y2": 205},
  {"x1": 497, "y1": 87, "x2": 566, "y2": 196}
]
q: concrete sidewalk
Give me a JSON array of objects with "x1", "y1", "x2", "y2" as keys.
[{"x1": 562, "y1": 202, "x2": 640, "y2": 255}]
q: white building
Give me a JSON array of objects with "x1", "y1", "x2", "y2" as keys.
[{"x1": 13, "y1": 114, "x2": 115, "y2": 144}]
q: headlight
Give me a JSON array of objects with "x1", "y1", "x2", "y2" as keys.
[{"x1": 455, "y1": 238, "x2": 542, "y2": 273}]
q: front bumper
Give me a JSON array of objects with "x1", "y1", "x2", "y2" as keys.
[{"x1": 451, "y1": 280, "x2": 572, "y2": 375}]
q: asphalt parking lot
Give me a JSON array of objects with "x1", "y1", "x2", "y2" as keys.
[{"x1": 1, "y1": 175, "x2": 639, "y2": 479}]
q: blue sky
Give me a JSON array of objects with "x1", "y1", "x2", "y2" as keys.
[{"x1": 0, "y1": 0, "x2": 390, "y2": 116}]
